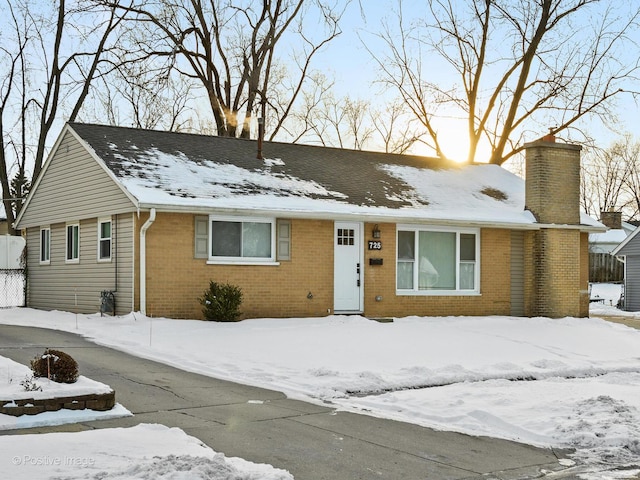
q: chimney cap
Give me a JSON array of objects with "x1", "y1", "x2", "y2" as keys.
[{"x1": 541, "y1": 127, "x2": 555, "y2": 142}]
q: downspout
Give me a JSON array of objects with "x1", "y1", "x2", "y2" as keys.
[{"x1": 139, "y1": 208, "x2": 156, "y2": 316}]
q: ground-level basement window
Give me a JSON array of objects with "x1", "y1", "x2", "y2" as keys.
[
  {"x1": 396, "y1": 226, "x2": 479, "y2": 294},
  {"x1": 208, "y1": 215, "x2": 275, "y2": 263}
]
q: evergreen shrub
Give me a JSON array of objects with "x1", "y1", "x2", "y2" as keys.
[
  {"x1": 30, "y1": 348, "x2": 79, "y2": 384},
  {"x1": 199, "y1": 281, "x2": 243, "y2": 322}
]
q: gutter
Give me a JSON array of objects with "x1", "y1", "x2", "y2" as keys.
[
  {"x1": 135, "y1": 202, "x2": 605, "y2": 233},
  {"x1": 139, "y1": 208, "x2": 156, "y2": 316}
]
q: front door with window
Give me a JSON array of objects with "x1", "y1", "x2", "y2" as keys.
[{"x1": 334, "y1": 222, "x2": 363, "y2": 313}]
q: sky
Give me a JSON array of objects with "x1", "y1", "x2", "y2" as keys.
[
  {"x1": 1, "y1": 0, "x2": 638, "y2": 201},
  {"x1": 2, "y1": 285, "x2": 640, "y2": 479},
  {"x1": 310, "y1": 1, "x2": 640, "y2": 162}
]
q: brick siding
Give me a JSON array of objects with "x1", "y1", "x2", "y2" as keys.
[
  {"x1": 363, "y1": 224, "x2": 512, "y2": 317},
  {"x1": 525, "y1": 141, "x2": 581, "y2": 225},
  {"x1": 143, "y1": 214, "x2": 334, "y2": 319},
  {"x1": 141, "y1": 214, "x2": 517, "y2": 320}
]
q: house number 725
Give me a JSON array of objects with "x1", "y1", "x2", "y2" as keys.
[{"x1": 368, "y1": 241, "x2": 382, "y2": 250}]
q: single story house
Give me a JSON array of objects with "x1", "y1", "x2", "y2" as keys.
[
  {"x1": 588, "y1": 211, "x2": 631, "y2": 283},
  {"x1": 612, "y1": 224, "x2": 640, "y2": 311},
  {"x1": 589, "y1": 212, "x2": 635, "y2": 254},
  {"x1": 14, "y1": 123, "x2": 603, "y2": 320}
]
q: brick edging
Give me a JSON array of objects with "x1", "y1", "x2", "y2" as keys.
[{"x1": 0, "y1": 391, "x2": 115, "y2": 417}]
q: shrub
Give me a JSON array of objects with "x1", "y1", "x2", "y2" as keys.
[
  {"x1": 20, "y1": 375, "x2": 42, "y2": 392},
  {"x1": 30, "y1": 349, "x2": 79, "y2": 384},
  {"x1": 199, "y1": 281, "x2": 243, "y2": 322}
]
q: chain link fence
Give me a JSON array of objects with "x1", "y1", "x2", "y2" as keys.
[{"x1": 0, "y1": 269, "x2": 26, "y2": 308}]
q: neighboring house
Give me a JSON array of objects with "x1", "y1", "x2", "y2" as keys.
[
  {"x1": 14, "y1": 123, "x2": 603, "y2": 320},
  {"x1": 589, "y1": 212, "x2": 635, "y2": 254},
  {"x1": 588, "y1": 211, "x2": 632, "y2": 282},
  {"x1": 612, "y1": 224, "x2": 640, "y2": 311}
]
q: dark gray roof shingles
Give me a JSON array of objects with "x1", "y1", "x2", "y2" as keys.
[{"x1": 69, "y1": 123, "x2": 458, "y2": 208}]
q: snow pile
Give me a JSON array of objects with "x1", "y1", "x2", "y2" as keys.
[{"x1": 2, "y1": 423, "x2": 293, "y2": 480}]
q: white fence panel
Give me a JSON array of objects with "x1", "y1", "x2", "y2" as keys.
[{"x1": 0, "y1": 235, "x2": 25, "y2": 269}]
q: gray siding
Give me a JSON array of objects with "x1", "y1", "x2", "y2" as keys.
[
  {"x1": 18, "y1": 130, "x2": 136, "y2": 229},
  {"x1": 624, "y1": 256, "x2": 640, "y2": 312},
  {"x1": 26, "y1": 214, "x2": 135, "y2": 315},
  {"x1": 618, "y1": 234, "x2": 640, "y2": 256},
  {"x1": 618, "y1": 234, "x2": 640, "y2": 311},
  {"x1": 510, "y1": 231, "x2": 525, "y2": 316}
]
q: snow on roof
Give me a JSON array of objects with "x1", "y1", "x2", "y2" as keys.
[
  {"x1": 590, "y1": 228, "x2": 629, "y2": 244},
  {"x1": 68, "y1": 123, "x2": 595, "y2": 228}
]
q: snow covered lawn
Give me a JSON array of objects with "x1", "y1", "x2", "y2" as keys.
[
  {"x1": 1, "y1": 284, "x2": 639, "y2": 477},
  {"x1": 3, "y1": 423, "x2": 293, "y2": 480}
]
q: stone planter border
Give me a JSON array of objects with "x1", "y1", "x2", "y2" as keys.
[{"x1": 0, "y1": 391, "x2": 115, "y2": 417}]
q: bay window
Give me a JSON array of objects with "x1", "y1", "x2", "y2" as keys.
[{"x1": 397, "y1": 226, "x2": 479, "y2": 294}]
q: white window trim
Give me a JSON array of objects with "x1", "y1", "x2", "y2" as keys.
[
  {"x1": 396, "y1": 224, "x2": 480, "y2": 296},
  {"x1": 206, "y1": 215, "x2": 278, "y2": 265},
  {"x1": 97, "y1": 217, "x2": 112, "y2": 262},
  {"x1": 65, "y1": 222, "x2": 80, "y2": 264},
  {"x1": 40, "y1": 226, "x2": 50, "y2": 265}
]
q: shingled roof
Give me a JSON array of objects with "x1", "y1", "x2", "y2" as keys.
[{"x1": 68, "y1": 122, "x2": 534, "y2": 226}]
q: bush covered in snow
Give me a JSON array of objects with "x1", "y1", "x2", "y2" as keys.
[
  {"x1": 30, "y1": 348, "x2": 79, "y2": 384},
  {"x1": 199, "y1": 281, "x2": 243, "y2": 322}
]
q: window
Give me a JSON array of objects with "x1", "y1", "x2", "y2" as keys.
[
  {"x1": 209, "y1": 216, "x2": 275, "y2": 263},
  {"x1": 98, "y1": 218, "x2": 112, "y2": 261},
  {"x1": 337, "y1": 228, "x2": 355, "y2": 246},
  {"x1": 66, "y1": 223, "x2": 79, "y2": 263},
  {"x1": 40, "y1": 227, "x2": 50, "y2": 264},
  {"x1": 397, "y1": 226, "x2": 479, "y2": 294}
]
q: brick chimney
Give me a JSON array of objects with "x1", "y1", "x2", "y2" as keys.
[
  {"x1": 600, "y1": 211, "x2": 622, "y2": 229},
  {"x1": 524, "y1": 134, "x2": 581, "y2": 225},
  {"x1": 523, "y1": 134, "x2": 586, "y2": 318}
]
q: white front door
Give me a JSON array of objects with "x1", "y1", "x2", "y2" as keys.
[{"x1": 334, "y1": 222, "x2": 363, "y2": 313}]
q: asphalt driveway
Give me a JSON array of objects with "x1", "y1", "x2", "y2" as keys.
[{"x1": 0, "y1": 324, "x2": 574, "y2": 479}]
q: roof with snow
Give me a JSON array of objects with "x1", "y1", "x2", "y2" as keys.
[{"x1": 66, "y1": 123, "x2": 597, "y2": 228}]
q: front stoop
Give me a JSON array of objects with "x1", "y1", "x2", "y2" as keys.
[{"x1": 0, "y1": 391, "x2": 115, "y2": 417}]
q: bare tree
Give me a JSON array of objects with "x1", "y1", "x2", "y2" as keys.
[
  {"x1": 0, "y1": 0, "x2": 127, "y2": 234},
  {"x1": 104, "y1": 0, "x2": 346, "y2": 139},
  {"x1": 370, "y1": 0, "x2": 640, "y2": 164},
  {"x1": 580, "y1": 145, "x2": 628, "y2": 217},
  {"x1": 0, "y1": 2, "x2": 30, "y2": 235},
  {"x1": 370, "y1": 99, "x2": 421, "y2": 154},
  {"x1": 614, "y1": 135, "x2": 640, "y2": 219},
  {"x1": 306, "y1": 94, "x2": 374, "y2": 149},
  {"x1": 89, "y1": 57, "x2": 195, "y2": 131},
  {"x1": 284, "y1": 72, "x2": 422, "y2": 153},
  {"x1": 580, "y1": 134, "x2": 640, "y2": 220}
]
